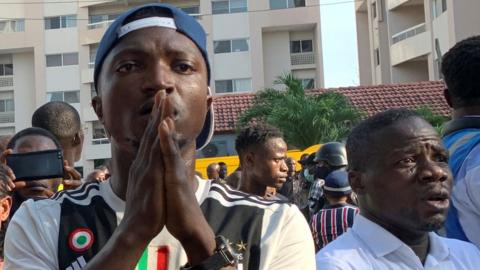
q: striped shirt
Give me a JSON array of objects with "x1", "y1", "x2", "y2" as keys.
[{"x1": 311, "y1": 203, "x2": 359, "y2": 249}]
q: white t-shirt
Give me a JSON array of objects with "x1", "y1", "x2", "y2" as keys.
[
  {"x1": 316, "y1": 215, "x2": 480, "y2": 270},
  {"x1": 5, "y1": 178, "x2": 315, "y2": 270}
]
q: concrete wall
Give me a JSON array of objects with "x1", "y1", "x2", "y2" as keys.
[
  {"x1": 391, "y1": 59, "x2": 428, "y2": 83},
  {"x1": 356, "y1": 10, "x2": 372, "y2": 85},
  {"x1": 451, "y1": 0, "x2": 480, "y2": 44},
  {"x1": 390, "y1": 30, "x2": 430, "y2": 66},
  {"x1": 12, "y1": 52, "x2": 35, "y2": 131},
  {"x1": 388, "y1": 5, "x2": 424, "y2": 36},
  {"x1": 262, "y1": 31, "x2": 291, "y2": 88}
]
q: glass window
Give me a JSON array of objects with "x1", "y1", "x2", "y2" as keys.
[
  {"x1": 63, "y1": 53, "x2": 78, "y2": 66},
  {"x1": 372, "y1": 2, "x2": 377, "y2": 18},
  {"x1": 65, "y1": 15, "x2": 77, "y2": 28},
  {"x1": 5, "y1": 99, "x2": 14, "y2": 112},
  {"x1": 0, "y1": 65, "x2": 3, "y2": 76},
  {"x1": 93, "y1": 121, "x2": 107, "y2": 139},
  {"x1": 301, "y1": 79, "x2": 315, "y2": 89},
  {"x1": 214, "y1": 40, "x2": 232, "y2": 53},
  {"x1": 181, "y1": 6, "x2": 200, "y2": 15},
  {"x1": 45, "y1": 16, "x2": 60, "y2": 29},
  {"x1": 232, "y1": 39, "x2": 249, "y2": 52},
  {"x1": 13, "y1": 19, "x2": 25, "y2": 32},
  {"x1": 0, "y1": 21, "x2": 6, "y2": 32},
  {"x1": 64, "y1": 91, "x2": 80, "y2": 103},
  {"x1": 290, "y1": 41, "x2": 301, "y2": 53},
  {"x1": 46, "y1": 54, "x2": 62, "y2": 67},
  {"x1": 291, "y1": 0, "x2": 306, "y2": 7},
  {"x1": 89, "y1": 15, "x2": 104, "y2": 24},
  {"x1": 4, "y1": 64, "x2": 12, "y2": 75},
  {"x1": 233, "y1": 78, "x2": 251, "y2": 92},
  {"x1": 270, "y1": 0, "x2": 287, "y2": 9},
  {"x1": 230, "y1": 0, "x2": 247, "y2": 13},
  {"x1": 301, "y1": 40, "x2": 313, "y2": 52},
  {"x1": 215, "y1": 80, "x2": 233, "y2": 93},
  {"x1": 212, "y1": 1, "x2": 229, "y2": 14},
  {"x1": 60, "y1": 16, "x2": 67, "y2": 28},
  {"x1": 47, "y1": 92, "x2": 63, "y2": 102},
  {"x1": 0, "y1": 100, "x2": 5, "y2": 112}
]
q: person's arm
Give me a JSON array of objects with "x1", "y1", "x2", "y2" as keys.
[{"x1": 265, "y1": 205, "x2": 316, "y2": 270}]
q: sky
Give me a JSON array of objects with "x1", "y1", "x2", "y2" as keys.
[{"x1": 320, "y1": 0, "x2": 360, "y2": 88}]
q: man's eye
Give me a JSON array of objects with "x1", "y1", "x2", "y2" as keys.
[
  {"x1": 117, "y1": 62, "x2": 139, "y2": 73},
  {"x1": 434, "y1": 154, "x2": 448, "y2": 163},
  {"x1": 174, "y1": 62, "x2": 194, "y2": 74},
  {"x1": 399, "y1": 157, "x2": 416, "y2": 165}
]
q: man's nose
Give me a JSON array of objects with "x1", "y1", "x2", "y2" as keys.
[
  {"x1": 142, "y1": 62, "x2": 175, "y2": 94},
  {"x1": 419, "y1": 158, "x2": 449, "y2": 183},
  {"x1": 280, "y1": 160, "x2": 288, "y2": 172}
]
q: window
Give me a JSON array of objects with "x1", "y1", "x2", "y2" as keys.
[
  {"x1": 372, "y1": 2, "x2": 377, "y2": 19},
  {"x1": 45, "y1": 15, "x2": 76, "y2": 30},
  {"x1": 46, "y1": 53, "x2": 78, "y2": 67},
  {"x1": 432, "y1": 0, "x2": 447, "y2": 18},
  {"x1": 301, "y1": 78, "x2": 315, "y2": 90},
  {"x1": 0, "y1": 99, "x2": 14, "y2": 112},
  {"x1": 88, "y1": 14, "x2": 118, "y2": 29},
  {"x1": 215, "y1": 78, "x2": 251, "y2": 93},
  {"x1": 290, "y1": 40, "x2": 313, "y2": 53},
  {"x1": 46, "y1": 90, "x2": 80, "y2": 104},
  {"x1": 0, "y1": 19, "x2": 24, "y2": 33},
  {"x1": 92, "y1": 121, "x2": 107, "y2": 139},
  {"x1": 180, "y1": 6, "x2": 200, "y2": 16},
  {"x1": 375, "y1": 48, "x2": 380, "y2": 66},
  {"x1": 212, "y1": 0, "x2": 247, "y2": 14},
  {"x1": 89, "y1": 44, "x2": 98, "y2": 68},
  {"x1": 270, "y1": 0, "x2": 306, "y2": 9},
  {"x1": 0, "y1": 64, "x2": 13, "y2": 76},
  {"x1": 214, "y1": 39, "x2": 249, "y2": 54}
]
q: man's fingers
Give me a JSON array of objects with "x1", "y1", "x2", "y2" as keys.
[
  {"x1": 0, "y1": 149, "x2": 12, "y2": 164},
  {"x1": 137, "y1": 91, "x2": 166, "y2": 157},
  {"x1": 14, "y1": 181, "x2": 27, "y2": 190},
  {"x1": 158, "y1": 117, "x2": 180, "y2": 168},
  {"x1": 64, "y1": 165, "x2": 82, "y2": 180}
]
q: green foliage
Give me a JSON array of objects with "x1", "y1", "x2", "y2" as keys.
[
  {"x1": 414, "y1": 105, "x2": 449, "y2": 133},
  {"x1": 237, "y1": 73, "x2": 364, "y2": 149}
]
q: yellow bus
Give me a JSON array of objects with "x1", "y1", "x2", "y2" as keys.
[{"x1": 195, "y1": 144, "x2": 321, "y2": 178}]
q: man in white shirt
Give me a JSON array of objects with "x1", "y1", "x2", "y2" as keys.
[{"x1": 316, "y1": 108, "x2": 480, "y2": 269}]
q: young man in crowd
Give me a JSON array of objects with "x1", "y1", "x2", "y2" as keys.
[
  {"x1": 278, "y1": 157, "x2": 296, "y2": 202},
  {"x1": 441, "y1": 36, "x2": 480, "y2": 247},
  {"x1": 32, "y1": 101, "x2": 83, "y2": 189},
  {"x1": 4, "y1": 4, "x2": 315, "y2": 269},
  {"x1": 206, "y1": 162, "x2": 221, "y2": 182},
  {"x1": 316, "y1": 108, "x2": 480, "y2": 269},
  {"x1": 218, "y1": 161, "x2": 228, "y2": 181},
  {"x1": 310, "y1": 170, "x2": 358, "y2": 251}
]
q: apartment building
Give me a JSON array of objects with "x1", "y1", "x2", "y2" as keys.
[
  {"x1": 356, "y1": 0, "x2": 480, "y2": 85},
  {"x1": 0, "y1": 0, "x2": 323, "y2": 172}
]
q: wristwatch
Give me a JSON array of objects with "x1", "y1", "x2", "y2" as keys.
[{"x1": 182, "y1": 235, "x2": 240, "y2": 270}]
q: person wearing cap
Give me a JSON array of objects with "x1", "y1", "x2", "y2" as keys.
[
  {"x1": 308, "y1": 142, "x2": 348, "y2": 217},
  {"x1": 4, "y1": 4, "x2": 315, "y2": 270},
  {"x1": 310, "y1": 170, "x2": 359, "y2": 251},
  {"x1": 316, "y1": 109, "x2": 480, "y2": 270}
]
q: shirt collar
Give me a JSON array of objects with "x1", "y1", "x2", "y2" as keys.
[{"x1": 352, "y1": 215, "x2": 451, "y2": 264}]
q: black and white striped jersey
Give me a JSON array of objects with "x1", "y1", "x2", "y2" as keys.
[{"x1": 5, "y1": 178, "x2": 315, "y2": 270}]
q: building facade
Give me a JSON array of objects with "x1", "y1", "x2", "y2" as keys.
[
  {"x1": 356, "y1": 0, "x2": 480, "y2": 85},
  {"x1": 0, "y1": 0, "x2": 324, "y2": 173}
]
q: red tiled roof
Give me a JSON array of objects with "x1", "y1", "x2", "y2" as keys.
[{"x1": 212, "y1": 81, "x2": 450, "y2": 133}]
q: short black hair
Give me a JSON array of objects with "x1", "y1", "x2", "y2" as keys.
[
  {"x1": 218, "y1": 161, "x2": 227, "y2": 167},
  {"x1": 346, "y1": 108, "x2": 422, "y2": 171},
  {"x1": 235, "y1": 124, "x2": 284, "y2": 159},
  {"x1": 32, "y1": 101, "x2": 81, "y2": 140},
  {"x1": 7, "y1": 127, "x2": 61, "y2": 150},
  {"x1": 442, "y1": 36, "x2": 480, "y2": 108}
]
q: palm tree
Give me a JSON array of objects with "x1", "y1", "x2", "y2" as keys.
[{"x1": 237, "y1": 74, "x2": 363, "y2": 149}]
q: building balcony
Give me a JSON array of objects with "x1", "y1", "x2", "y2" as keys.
[
  {"x1": 390, "y1": 23, "x2": 431, "y2": 66},
  {"x1": 0, "y1": 76, "x2": 13, "y2": 89},
  {"x1": 0, "y1": 112, "x2": 14, "y2": 124},
  {"x1": 87, "y1": 20, "x2": 114, "y2": 30},
  {"x1": 387, "y1": 0, "x2": 423, "y2": 11},
  {"x1": 290, "y1": 52, "x2": 314, "y2": 65}
]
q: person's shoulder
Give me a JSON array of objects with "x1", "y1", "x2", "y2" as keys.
[
  {"x1": 439, "y1": 235, "x2": 480, "y2": 255},
  {"x1": 51, "y1": 181, "x2": 103, "y2": 205},
  {"x1": 207, "y1": 181, "x2": 294, "y2": 211},
  {"x1": 316, "y1": 232, "x2": 364, "y2": 264}
]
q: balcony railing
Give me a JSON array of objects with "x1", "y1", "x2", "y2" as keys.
[
  {"x1": 392, "y1": 23, "x2": 426, "y2": 44},
  {"x1": 0, "y1": 76, "x2": 13, "y2": 88},
  {"x1": 290, "y1": 52, "x2": 314, "y2": 65},
  {"x1": 92, "y1": 138, "x2": 109, "y2": 145},
  {"x1": 87, "y1": 20, "x2": 114, "y2": 30},
  {"x1": 0, "y1": 112, "x2": 14, "y2": 123}
]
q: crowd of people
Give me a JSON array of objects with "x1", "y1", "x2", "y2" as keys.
[{"x1": 0, "y1": 3, "x2": 479, "y2": 269}]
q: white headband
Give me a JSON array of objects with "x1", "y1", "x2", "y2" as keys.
[
  {"x1": 324, "y1": 186, "x2": 352, "y2": 192},
  {"x1": 118, "y1": 17, "x2": 177, "y2": 38}
]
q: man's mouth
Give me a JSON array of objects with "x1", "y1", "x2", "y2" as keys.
[{"x1": 422, "y1": 189, "x2": 450, "y2": 210}]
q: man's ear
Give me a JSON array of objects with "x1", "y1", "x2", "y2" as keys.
[
  {"x1": 444, "y1": 88, "x2": 453, "y2": 108},
  {"x1": 206, "y1": 87, "x2": 213, "y2": 108},
  {"x1": 0, "y1": 196, "x2": 12, "y2": 222},
  {"x1": 349, "y1": 170, "x2": 366, "y2": 195},
  {"x1": 245, "y1": 151, "x2": 255, "y2": 169},
  {"x1": 73, "y1": 132, "x2": 83, "y2": 146},
  {"x1": 91, "y1": 96, "x2": 103, "y2": 123}
]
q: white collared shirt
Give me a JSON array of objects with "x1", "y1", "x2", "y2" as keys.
[{"x1": 316, "y1": 215, "x2": 480, "y2": 270}]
